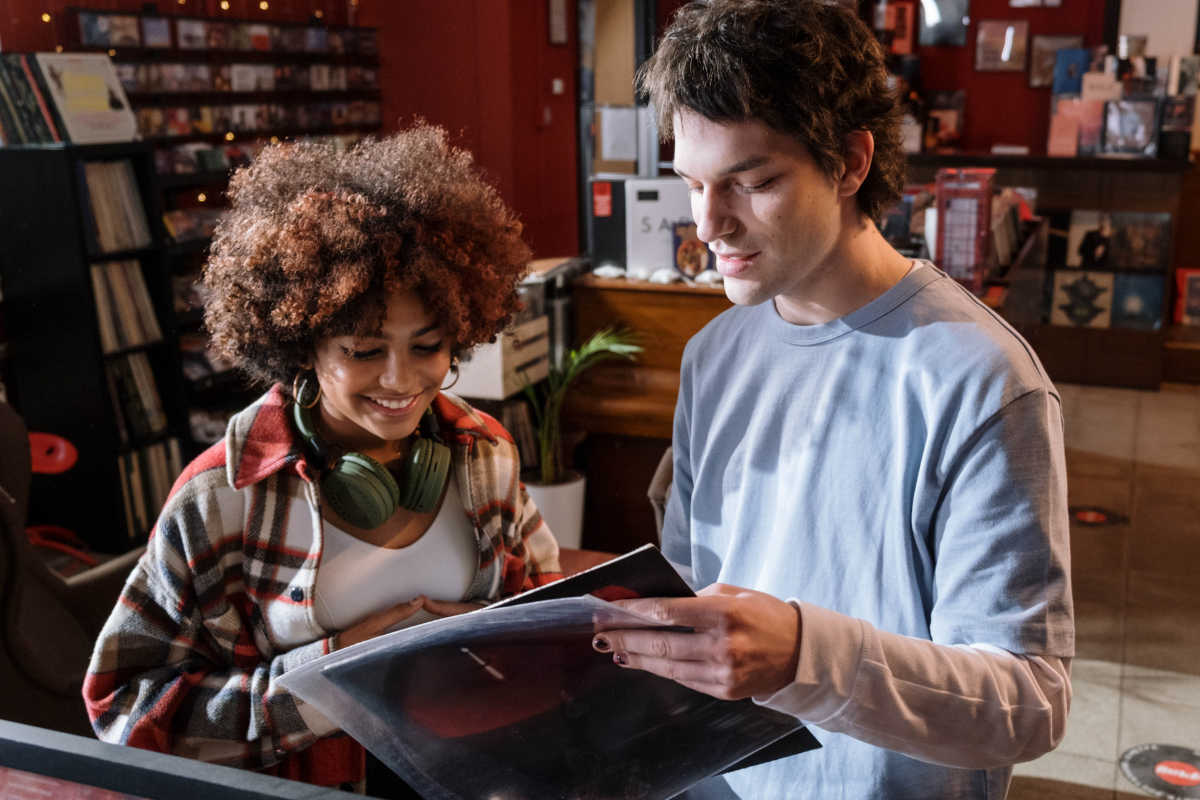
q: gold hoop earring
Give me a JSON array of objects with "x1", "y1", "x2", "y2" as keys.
[
  {"x1": 441, "y1": 361, "x2": 460, "y2": 391},
  {"x1": 292, "y1": 371, "x2": 322, "y2": 409}
]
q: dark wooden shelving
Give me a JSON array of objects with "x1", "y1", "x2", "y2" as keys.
[
  {"x1": 906, "y1": 154, "x2": 1188, "y2": 389},
  {"x1": 166, "y1": 238, "x2": 212, "y2": 258},
  {"x1": 87, "y1": 245, "x2": 161, "y2": 263},
  {"x1": 142, "y1": 123, "x2": 381, "y2": 146},
  {"x1": 127, "y1": 89, "x2": 381, "y2": 106},
  {"x1": 156, "y1": 170, "x2": 232, "y2": 189},
  {"x1": 909, "y1": 152, "x2": 1193, "y2": 174},
  {"x1": 0, "y1": 144, "x2": 186, "y2": 553}
]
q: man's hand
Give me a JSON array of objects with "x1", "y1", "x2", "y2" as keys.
[{"x1": 592, "y1": 583, "x2": 802, "y2": 701}]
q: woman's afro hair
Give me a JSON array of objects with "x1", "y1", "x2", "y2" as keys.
[{"x1": 203, "y1": 123, "x2": 532, "y2": 388}]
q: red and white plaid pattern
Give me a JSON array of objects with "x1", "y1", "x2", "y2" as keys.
[{"x1": 83, "y1": 385, "x2": 561, "y2": 787}]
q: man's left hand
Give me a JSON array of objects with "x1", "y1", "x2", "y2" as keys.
[{"x1": 592, "y1": 583, "x2": 801, "y2": 701}]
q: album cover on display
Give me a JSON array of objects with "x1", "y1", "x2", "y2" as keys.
[
  {"x1": 166, "y1": 107, "x2": 192, "y2": 136},
  {"x1": 176, "y1": 19, "x2": 208, "y2": 50},
  {"x1": 305, "y1": 27, "x2": 329, "y2": 53},
  {"x1": 114, "y1": 63, "x2": 139, "y2": 94},
  {"x1": 141, "y1": 17, "x2": 172, "y2": 48},
  {"x1": 1046, "y1": 96, "x2": 1081, "y2": 156},
  {"x1": 1066, "y1": 210, "x2": 1111, "y2": 269},
  {"x1": 1030, "y1": 35, "x2": 1083, "y2": 88},
  {"x1": 1051, "y1": 48, "x2": 1091, "y2": 94},
  {"x1": 278, "y1": 545, "x2": 820, "y2": 800},
  {"x1": 277, "y1": 26, "x2": 307, "y2": 53},
  {"x1": 1108, "y1": 212, "x2": 1172, "y2": 271},
  {"x1": 206, "y1": 21, "x2": 232, "y2": 50},
  {"x1": 1175, "y1": 268, "x2": 1200, "y2": 325},
  {"x1": 1111, "y1": 273, "x2": 1165, "y2": 331},
  {"x1": 78, "y1": 12, "x2": 141, "y2": 48},
  {"x1": 1051, "y1": 270, "x2": 1114, "y2": 328},
  {"x1": 1102, "y1": 99, "x2": 1160, "y2": 157},
  {"x1": 248, "y1": 24, "x2": 274, "y2": 51},
  {"x1": 229, "y1": 23, "x2": 252, "y2": 51},
  {"x1": 925, "y1": 89, "x2": 965, "y2": 150},
  {"x1": 32, "y1": 53, "x2": 137, "y2": 144}
]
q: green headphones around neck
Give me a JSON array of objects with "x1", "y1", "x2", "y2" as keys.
[{"x1": 291, "y1": 375, "x2": 452, "y2": 528}]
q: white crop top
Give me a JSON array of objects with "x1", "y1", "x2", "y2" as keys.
[{"x1": 313, "y1": 475, "x2": 477, "y2": 634}]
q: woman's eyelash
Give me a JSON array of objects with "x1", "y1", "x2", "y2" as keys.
[{"x1": 341, "y1": 346, "x2": 381, "y2": 360}]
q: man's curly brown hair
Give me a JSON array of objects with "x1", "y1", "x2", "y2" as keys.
[
  {"x1": 203, "y1": 123, "x2": 531, "y2": 389},
  {"x1": 637, "y1": 0, "x2": 905, "y2": 223}
]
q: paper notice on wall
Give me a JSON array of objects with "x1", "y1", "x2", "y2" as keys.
[{"x1": 599, "y1": 105, "x2": 638, "y2": 161}]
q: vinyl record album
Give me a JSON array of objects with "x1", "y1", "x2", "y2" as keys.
[{"x1": 1120, "y1": 744, "x2": 1200, "y2": 798}]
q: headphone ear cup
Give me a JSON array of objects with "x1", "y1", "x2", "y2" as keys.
[
  {"x1": 322, "y1": 452, "x2": 400, "y2": 530},
  {"x1": 398, "y1": 438, "x2": 452, "y2": 513}
]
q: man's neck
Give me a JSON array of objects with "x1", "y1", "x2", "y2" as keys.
[{"x1": 773, "y1": 210, "x2": 914, "y2": 326}]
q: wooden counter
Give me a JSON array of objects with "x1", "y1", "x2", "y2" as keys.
[{"x1": 565, "y1": 275, "x2": 731, "y2": 440}]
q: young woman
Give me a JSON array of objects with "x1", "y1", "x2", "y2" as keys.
[{"x1": 82, "y1": 125, "x2": 562, "y2": 794}]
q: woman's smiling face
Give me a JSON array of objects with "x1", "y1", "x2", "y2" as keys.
[{"x1": 310, "y1": 288, "x2": 452, "y2": 455}]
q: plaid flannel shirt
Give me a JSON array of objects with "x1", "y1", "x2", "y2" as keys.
[{"x1": 83, "y1": 385, "x2": 562, "y2": 787}]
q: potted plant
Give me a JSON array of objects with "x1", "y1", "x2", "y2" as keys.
[{"x1": 522, "y1": 327, "x2": 641, "y2": 548}]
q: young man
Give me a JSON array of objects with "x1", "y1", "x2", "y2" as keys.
[{"x1": 591, "y1": 2, "x2": 1073, "y2": 798}]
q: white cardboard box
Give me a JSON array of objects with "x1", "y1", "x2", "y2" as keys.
[
  {"x1": 455, "y1": 315, "x2": 550, "y2": 400},
  {"x1": 623, "y1": 177, "x2": 693, "y2": 274}
]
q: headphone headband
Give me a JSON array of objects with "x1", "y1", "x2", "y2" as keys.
[{"x1": 291, "y1": 384, "x2": 451, "y2": 527}]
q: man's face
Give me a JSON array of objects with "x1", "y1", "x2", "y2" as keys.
[{"x1": 672, "y1": 110, "x2": 845, "y2": 310}]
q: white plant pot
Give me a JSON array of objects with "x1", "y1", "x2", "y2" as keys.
[{"x1": 525, "y1": 472, "x2": 586, "y2": 550}]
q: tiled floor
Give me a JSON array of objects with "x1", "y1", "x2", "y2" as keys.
[{"x1": 1008, "y1": 382, "x2": 1200, "y2": 800}]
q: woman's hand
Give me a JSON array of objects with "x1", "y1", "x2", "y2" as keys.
[
  {"x1": 333, "y1": 596, "x2": 426, "y2": 650},
  {"x1": 422, "y1": 598, "x2": 487, "y2": 618}
]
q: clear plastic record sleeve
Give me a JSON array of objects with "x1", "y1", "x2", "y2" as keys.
[{"x1": 279, "y1": 545, "x2": 819, "y2": 799}]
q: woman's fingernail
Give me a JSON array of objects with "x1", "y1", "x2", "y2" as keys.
[
  {"x1": 593, "y1": 636, "x2": 611, "y2": 652},
  {"x1": 614, "y1": 652, "x2": 628, "y2": 666}
]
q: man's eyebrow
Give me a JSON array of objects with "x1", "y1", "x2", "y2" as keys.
[{"x1": 674, "y1": 155, "x2": 772, "y2": 180}]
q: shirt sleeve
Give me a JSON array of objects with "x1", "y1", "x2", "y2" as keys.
[
  {"x1": 923, "y1": 387, "x2": 1073, "y2": 656},
  {"x1": 514, "y1": 480, "x2": 563, "y2": 589},
  {"x1": 82, "y1": 500, "x2": 335, "y2": 769},
  {"x1": 755, "y1": 601, "x2": 1072, "y2": 769}
]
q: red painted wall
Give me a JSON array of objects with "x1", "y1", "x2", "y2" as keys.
[
  {"x1": 1, "y1": 0, "x2": 581, "y2": 258},
  {"x1": 911, "y1": 0, "x2": 1108, "y2": 153},
  {"x1": 650, "y1": 0, "x2": 1108, "y2": 156}
]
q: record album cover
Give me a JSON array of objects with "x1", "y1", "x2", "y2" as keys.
[
  {"x1": 1111, "y1": 273, "x2": 1164, "y2": 331},
  {"x1": 32, "y1": 53, "x2": 137, "y2": 144},
  {"x1": 279, "y1": 546, "x2": 820, "y2": 800},
  {"x1": 1102, "y1": 99, "x2": 1160, "y2": 157},
  {"x1": 1066, "y1": 210, "x2": 1111, "y2": 269},
  {"x1": 1109, "y1": 212, "x2": 1171, "y2": 271},
  {"x1": 1175, "y1": 268, "x2": 1200, "y2": 325},
  {"x1": 1051, "y1": 270, "x2": 1113, "y2": 328},
  {"x1": 142, "y1": 17, "x2": 171, "y2": 48},
  {"x1": 1051, "y1": 48, "x2": 1091, "y2": 94}
]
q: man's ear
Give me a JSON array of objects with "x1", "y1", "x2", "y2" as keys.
[{"x1": 839, "y1": 130, "x2": 875, "y2": 199}]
